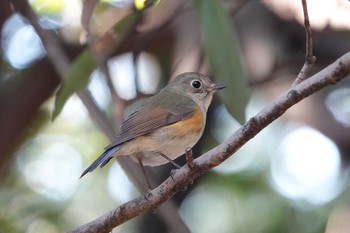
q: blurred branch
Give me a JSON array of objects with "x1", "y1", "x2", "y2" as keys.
[
  {"x1": 67, "y1": 52, "x2": 350, "y2": 233},
  {"x1": 81, "y1": 0, "x2": 98, "y2": 38},
  {"x1": 11, "y1": 0, "x2": 190, "y2": 232},
  {"x1": 291, "y1": 0, "x2": 316, "y2": 86},
  {"x1": 11, "y1": 0, "x2": 116, "y2": 139},
  {"x1": 0, "y1": 59, "x2": 61, "y2": 178},
  {"x1": 11, "y1": 0, "x2": 70, "y2": 77}
]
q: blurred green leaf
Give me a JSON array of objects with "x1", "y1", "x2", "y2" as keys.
[
  {"x1": 193, "y1": 0, "x2": 249, "y2": 124},
  {"x1": 101, "y1": 11, "x2": 141, "y2": 58},
  {"x1": 53, "y1": 50, "x2": 97, "y2": 120},
  {"x1": 53, "y1": 12, "x2": 141, "y2": 120},
  {"x1": 30, "y1": 0, "x2": 64, "y2": 14}
]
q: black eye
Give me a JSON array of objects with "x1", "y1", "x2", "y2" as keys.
[{"x1": 191, "y1": 80, "x2": 202, "y2": 89}]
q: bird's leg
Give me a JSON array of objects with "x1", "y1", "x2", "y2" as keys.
[
  {"x1": 157, "y1": 152, "x2": 181, "y2": 169},
  {"x1": 137, "y1": 156, "x2": 153, "y2": 198},
  {"x1": 157, "y1": 152, "x2": 181, "y2": 180}
]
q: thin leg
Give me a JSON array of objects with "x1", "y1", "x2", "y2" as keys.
[
  {"x1": 137, "y1": 157, "x2": 152, "y2": 190},
  {"x1": 158, "y1": 152, "x2": 181, "y2": 169}
]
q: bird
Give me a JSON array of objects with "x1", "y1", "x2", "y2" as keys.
[{"x1": 80, "y1": 72, "x2": 225, "y2": 182}]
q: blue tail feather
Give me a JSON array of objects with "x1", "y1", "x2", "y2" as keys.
[{"x1": 80, "y1": 146, "x2": 120, "y2": 178}]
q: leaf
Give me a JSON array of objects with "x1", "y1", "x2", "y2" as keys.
[
  {"x1": 95, "y1": 11, "x2": 141, "y2": 58},
  {"x1": 193, "y1": 0, "x2": 250, "y2": 124},
  {"x1": 52, "y1": 12, "x2": 141, "y2": 120},
  {"x1": 52, "y1": 49, "x2": 97, "y2": 119}
]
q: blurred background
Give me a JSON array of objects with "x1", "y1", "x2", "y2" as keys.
[{"x1": 1, "y1": 0, "x2": 350, "y2": 232}]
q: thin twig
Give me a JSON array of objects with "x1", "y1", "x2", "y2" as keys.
[
  {"x1": 185, "y1": 147, "x2": 195, "y2": 169},
  {"x1": 291, "y1": 0, "x2": 316, "y2": 86},
  {"x1": 302, "y1": 0, "x2": 315, "y2": 65},
  {"x1": 67, "y1": 52, "x2": 350, "y2": 233},
  {"x1": 81, "y1": 0, "x2": 98, "y2": 39}
]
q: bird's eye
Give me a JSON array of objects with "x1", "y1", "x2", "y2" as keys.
[{"x1": 191, "y1": 80, "x2": 202, "y2": 89}]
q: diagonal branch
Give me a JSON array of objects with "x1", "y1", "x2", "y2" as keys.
[
  {"x1": 292, "y1": 0, "x2": 316, "y2": 86},
  {"x1": 67, "y1": 53, "x2": 350, "y2": 233}
]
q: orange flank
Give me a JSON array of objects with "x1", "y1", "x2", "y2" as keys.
[{"x1": 167, "y1": 106, "x2": 204, "y2": 137}]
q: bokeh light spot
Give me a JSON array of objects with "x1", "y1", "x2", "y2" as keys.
[
  {"x1": 271, "y1": 126, "x2": 342, "y2": 206},
  {"x1": 325, "y1": 87, "x2": 350, "y2": 127},
  {"x1": 180, "y1": 186, "x2": 241, "y2": 233},
  {"x1": 22, "y1": 142, "x2": 82, "y2": 201},
  {"x1": 108, "y1": 162, "x2": 136, "y2": 202},
  {"x1": 108, "y1": 52, "x2": 160, "y2": 100},
  {"x1": 2, "y1": 14, "x2": 46, "y2": 69}
]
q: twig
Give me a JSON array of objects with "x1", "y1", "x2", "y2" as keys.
[
  {"x1": 81, "y1": 0, "x2": 98, "y2": 39},
  {"x1": 185, "y1": 147, "x2": 195, "y2": 169},
  {"x1": 67, "y1": 53, "x2": 350, "y2": 233},
  {"x1": 291, "y1": 0, "x2": 316, "y2": 86}
]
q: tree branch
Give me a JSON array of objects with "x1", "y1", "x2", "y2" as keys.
[{"x1": 67, "y1": 52, "x2": 350, "y2": 233}]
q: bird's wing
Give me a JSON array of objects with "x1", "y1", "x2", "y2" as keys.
[{"x1": 105, "y1": 91, "x2": 197, "y2": 150}]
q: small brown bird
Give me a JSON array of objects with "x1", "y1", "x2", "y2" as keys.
[{"x1": 81, "y1": 72, "x2": 225, "y2": 179}]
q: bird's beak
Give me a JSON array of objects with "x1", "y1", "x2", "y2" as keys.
[{"x1": 208, "y1": 84, "x2": 226, "y2": 92}]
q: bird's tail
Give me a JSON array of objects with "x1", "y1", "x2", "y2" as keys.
[{"x1": 80, "y1": 146, "x2": 120, "y2": 178}]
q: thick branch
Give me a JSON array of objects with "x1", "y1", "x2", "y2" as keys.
[{"x1": 67, "y1": 53, "x2": 350, "y2": 233}]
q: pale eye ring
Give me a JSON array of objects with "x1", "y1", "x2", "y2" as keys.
[{"x1": 191, "y1": 80, "x2": 202, "y2": 89}]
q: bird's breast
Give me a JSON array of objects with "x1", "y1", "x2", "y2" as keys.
[{"x1": 165, "y1": 105, "x2": 205, "y2": 138}]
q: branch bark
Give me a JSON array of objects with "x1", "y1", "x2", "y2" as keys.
[{"x1": 67, "y1": 52, "x2": 350, "y2": 233}]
